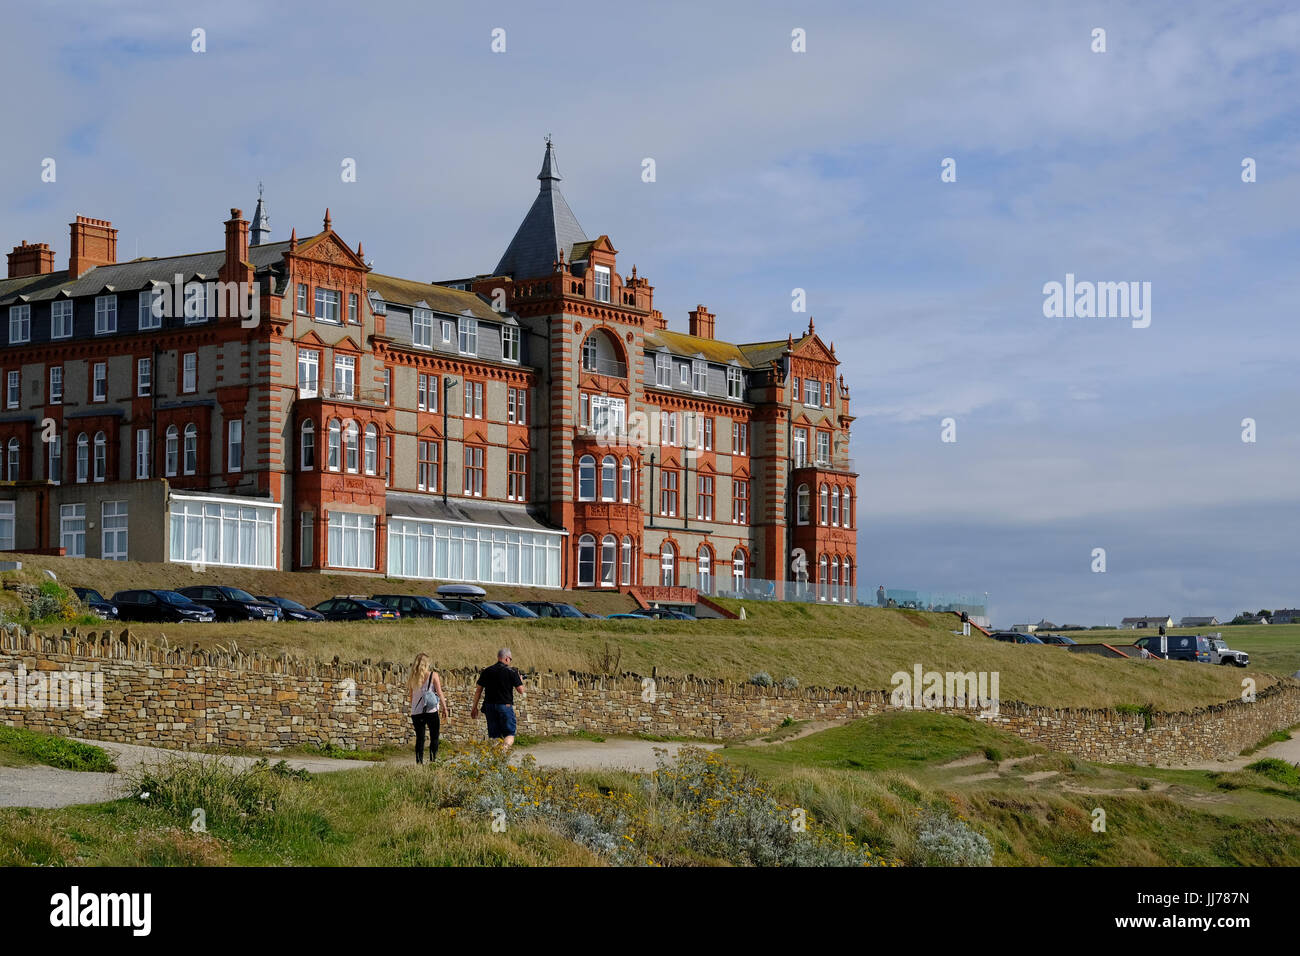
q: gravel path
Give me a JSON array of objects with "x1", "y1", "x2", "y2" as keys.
[
  {"x1": 0, "y1": 738, "x2": 375, "y2": 810},
  {"x1": 515, "y1": 738, "x2": 721, "y2": 772}
]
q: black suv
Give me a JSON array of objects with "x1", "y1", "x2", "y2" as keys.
[
  {"x1": 73, "y1": 587, "x2": 118, "y2": 621},
  {"x1": 519, "y1": 601, "x2": 587, "y2": 619},
  {"x1": 112, "y1": 589, "x2": 216, "y2": 623},
  {"x1": 178, "y1": 586, "x2": 281, "y2": 622},
  {"x1": 371, "y1": 594, "x2": 472, "y2": 621},
  {"x1": 438, "y1": 598, "x2": 513, "y2": 620}
]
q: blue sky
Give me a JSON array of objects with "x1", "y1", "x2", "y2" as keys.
[{"x1": 3, "y1": 0, "x2": 1298, "y2": 625}]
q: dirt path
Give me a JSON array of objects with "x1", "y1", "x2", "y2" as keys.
[
  {"x1": 0, "y1": 738, "x2": 375, "y2": 810},
  {"x1": 1175, "y1": 733, "x2": 1300, "y2": 772},
  {"x1": 516, "y1": 739, "x2": 722, "y2": 772}
]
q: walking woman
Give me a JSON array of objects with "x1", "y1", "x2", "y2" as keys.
[{"x1": 407, "y1": 652, "x2": 450, "y2": 764}]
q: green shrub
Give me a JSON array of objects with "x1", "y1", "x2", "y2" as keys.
[
  {"x1": 749, "y1": 672, "x2": 774, "y2": 687},
  {"x1": 915, "y1": 811, "x2": 993, "y2": 867},
  {"x1": 0, "y1": 727, "x2": 116, "y2": 771}
]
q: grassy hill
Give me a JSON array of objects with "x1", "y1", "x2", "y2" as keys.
[
  {"x1": 1063, "y1": 623, "x2": 1300, "y2": 678},
  {"x1": 0, "y1": 555, "x2": 1287, "y2": 712}
]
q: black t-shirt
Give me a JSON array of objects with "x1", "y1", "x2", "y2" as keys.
[{"x1": 477, "y1": 661, "x2": 523, "y2": 706}]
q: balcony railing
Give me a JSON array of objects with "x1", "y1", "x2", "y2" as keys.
[
  {"x1": 581, "y1": 357, "x2": 628, "y2": 378},
  {"x1": 299, "y1": 385, "x2": 388, "y2": 405},
  {"x1": 792, "y1": 456, "x2": 857, "y2": 473}
]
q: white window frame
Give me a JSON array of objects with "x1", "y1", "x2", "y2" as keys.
[
  {"x1": 135, "y1": 428, "x2": 150, "y2": 479},
  {"x1": 183, "y1": 423, "x2": 198, "y2": 475},
  {"x1": 592, "y1": 265, "x2": 611, "y2": 303},
  {"x1": 182, "y1": 352, "x2": 197, "y2": 393},
  {"x1": 6, "y1": 370, "x2": 18, "y2": 409},
  {"x1": 92, "y1": 362, "x2": 107, "y2": 402},
  {"x1": 655, "y1": 352, "x2": 671, "y2": 387},
  {"x1": 502, "y1": 325, "x2": 520, "y2": 363},
  {"x1": 49, "y1": 366, "x2": 63, "y2": 405},
  {"x1": 727, "y1": 366, "x2": 743, "y2": 399},
  {"x1": 298, "y1": 349, "x2": 319, "y2": 397},
  {"x1": 227, "y1": 419, "x2": 242, "y2": 472},
  {"x1": 137, "y1": 357, "x2": 151, "y2": 397},
  {"x1": 457, "y1": 316, "x2": 478, "y2": 356},
  {"x1": 101, "y1": 500, "x2": 128, "y2": 561},
  {"x1": 691, "y1": 360, "x2": 707, "y2": 394},
  {"x1": 413, "y1": 308, "x2": 434, "y2": 348},
  {"x1": 183, "y1": 282, "x2": 208, "y2": 325},
  {"x1": 9, "y1": 304, "x2": 30, "y2": 344},
  {"x1": 139, "y1": 289, "x2": 161, "y2": 330},
  {"x1": 0, "y1": 501, "x2": 14, "y2": 550},
  {"x1": 51, "y1": 299, "x2": 73, "y2": 339},
  {"x1": 314, "y1": 287, "x2": 341, "y2": 323},
  {"x1": 333, "y1": 354, "x2": 355, "y2": 399},
  {"x1": 94, "y1": 294, "x2": 117, "y2": 334},
  {"x1": 60, "y1": 503, "x2": 86, "y2": 557}
]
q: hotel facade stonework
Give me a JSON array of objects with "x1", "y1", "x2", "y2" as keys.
[{"x1": 0, "y1": 144, "x2": 858, "y2": 603}]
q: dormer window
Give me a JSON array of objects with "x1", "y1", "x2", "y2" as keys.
[
  {"x1": 184, "y1": 281, "x2": 208, "y2": 324},
  {"x1": 593, "y1": 265, "x2": 611, "y2": 303},
  {"x1": 727, "y1": 366, "x2": 743, "y2": 400},
  {"x1": 502, "y1": 325, "x2": 520, "y2": 363},
  {"x1": 458, "y1": 316, "x2": 478, "y2": 356},
  {"x1": 413, "y1": 308, "x2": 434, "y2": 348},
  {"x1": 691, "y1": 360, "x2": 707, "y2": 394},
  {"x1": 655, "y1": 352, "x2": 671, "y2": 387}
]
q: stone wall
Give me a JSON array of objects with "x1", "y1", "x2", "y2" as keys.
[{"x1": 1, "y1": 629, "x2": 1298, "y2": 765}]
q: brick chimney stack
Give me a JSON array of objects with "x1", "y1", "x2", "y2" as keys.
[
  {"x1": 688, "y1": 304, "x2": 715, "y2": 339},
  {"x1": 7, "y1": 240, "x2": 56, "y2": 278},
  {"x1": 68, "y1": 216, "x2": 118, "y2": 278},
  {"x1": 219, "y1": 207, "x2": 252, "y2": 286}
]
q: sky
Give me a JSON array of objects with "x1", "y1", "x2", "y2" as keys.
[{"x1": 2, "y1": 0, "x2": 1298, "y2": 626}]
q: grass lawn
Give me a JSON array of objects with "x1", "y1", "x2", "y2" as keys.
[
  {"x1": 0, "y1": 726, "x2": 116, "y2": 772},
  {"x1": 717, "y1": 714, "x2": 1300, "y2": 866}
]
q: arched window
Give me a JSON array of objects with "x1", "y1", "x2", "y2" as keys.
[
  {"x1": 660, "y1": 542, "x2": 675, "y2": 587},
  {"x1": 621, "y1": 457, "x2": 633, "y2": 503},
  {"x1": 183, "y1": 423, "x2": 198, "y2": 474},
  {"x1": 344, "y1": 421, "x2": 359, "y2": 473},
  {"x1": 818, "y1": 553, "x2": 828, "y2": 602},
  {"x1": 364, "y1": 423, "x2": 378, "y2": 475},
  {"x1": 796, "y1": 484, "x2": 810, "y2": 524},
  {"x1": 842, "y1": 488, "x2": 852, "y2": 529},
  {"x1": 76, "y1": 432, "x2": 89, "y2": 483},
  {"x1": 300, "y1": 421, "x2": 315, "y2": 470},
  {"x1": 732, "y1": 548, "x2": 747, "y2": 591},
  {"x1": 831, "y1": 487, "x2": 840, "y2": 526},
  {"x1": 600, "y1": 534, "x2": 617, "y2": 586},
  {"x1": 6, "y1": 438, "x2": 18, "y2": 482},
  {"x1": 327, "y1": 419, "x2": 341, "y2": 471},
  {"x1": 697, "y1": 545, "x2": 712, "y2": 595},
  {"x1": 93, "y1": 431, "x2": 107, "y2": 482},
  {"x1": 621, "y1": 535, "x2": 634, "y2": 585},
  {"x1": 577, "y1": 533, "x2": 596, "y2": 586},
  {"x1": 831, "y1": 556, "x2": 841, "y2": 602},
  {"x1": 819, "y1": 483, "x2": 829, "y2": 524},
  {"x1": 577, "y1": 455, "x2": 596, "y2": 501},
  {"x1": 165, "y1": 426, "x2": 178, "y2": 477},
  {"x1": 843, "y1": 557, "x2": 853, "y2": 603},
  {"x1": 581, "y1": 336, "x2": 598, "y2": 371},
  {"x1": 600, "y1": 455, "x2": 617, "y2": 501}
]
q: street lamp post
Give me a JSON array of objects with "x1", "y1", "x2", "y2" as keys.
[{"x1": 442, "y1": 377, "x2": 458, "y2": 505}]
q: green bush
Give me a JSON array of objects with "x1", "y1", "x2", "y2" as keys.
[{"x1": 0, "y1": 726, "x2": 116, "y2": 772}]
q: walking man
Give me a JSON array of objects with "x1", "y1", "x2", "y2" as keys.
[{"x1": 471, "y1": 647, "x2": 525, "y2": 750}]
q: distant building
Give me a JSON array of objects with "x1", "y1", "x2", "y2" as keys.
[
  {"x1": 1271, "y1": 609, "x2": 1300, "y2": 624},
  {"x1": 1010, "y1": 623, "x2": 1038, "y2": 634},
  {"x1": 1179, "y1": 616, "x2": 1220, "y2": 627},
  {"x1": 1120, "y1": 615, "x2": 1174, "y2": 630}
]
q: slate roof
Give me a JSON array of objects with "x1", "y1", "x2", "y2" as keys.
[
  {"x1": 0, "y1": 240, "x2": 294, "y2": 305},
  {"x1": 645, "y1": 328, "x2": 752, "y2": 367},
  {"x1": 739, "y1": 335, "x2": 805, "y2": 367},
  {"x1": 493, "y1": 141, "x2": 588, "y2": 280},
  {"x1": 367, "y1": 272, "x2": 502, "y2": 323},
  {"x1": 386, "y1": 491, "x2": 564, "y2": 534}
]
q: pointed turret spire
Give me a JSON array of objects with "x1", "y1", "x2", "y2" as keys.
[
  {"x1": 494, "y1": 137, "x2": 588, "y2": 280},
  {"x1": 289, "y1": 228, "x2": 297, "y2": 251},
  {"x1": 250, "y1": 182, "x2": 271, "y2": 246},
  {"x1": 323, "y1": 208, "x2": 332, "y2": 231},
  {"x1": 538, "y1": 134, "x2": 561, "y2": 186}
]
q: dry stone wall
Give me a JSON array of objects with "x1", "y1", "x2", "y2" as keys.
[{"x1": 1, "y1": 629, "x2": 1298, "y2": 765}]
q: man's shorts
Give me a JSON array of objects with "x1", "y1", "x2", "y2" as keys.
[{"x1": 484, "y1": 703, "x2": 517, "y2": 739}]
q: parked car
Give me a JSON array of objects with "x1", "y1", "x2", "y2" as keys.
[
  {"x1": 436, "y1": 584, "x2": 488, "y2": 599},
  {"x1": 606, "y1": 613, "x2": 652, "y2": 620},
  {"x1": 312, "y1": 597, "x2": 399, "y2": 621},
  {"x1": 438, "y1": 598, "x2": 513, "y2": 620},
  {"x1": 638, "y1": 608, "x2": 695, "y2": 621},
  {"x1": 494, "y1": 601, "x2": 540, "y2": 619},
  {"x1": 72, "y1": 587, "x2": 118, "y2": 621},
  {"x1": 1135, "y1": 634, "x2": 1249, "y2": 667},
  {"x1": 256, "y1": 596, "x2": 326, "y2": 622},
  {"x1": 371, "y1": 594, "x2": 472, "y2": 621},
  {"x1": 178, "y1": 586, "x2": 280, "y2": 622},
  {"x1": 990, "y1": 631, "x2": 1044, "y2": 644},
  {"x1": 1036, "y1": 633, "x2": 1077, "y2": 646},
  {"x1": 519, "y1": 601, "x2": 587, "y2": 619},
  {"x1": 112, "y1": 589, "x2": 216, "y2": 623}
]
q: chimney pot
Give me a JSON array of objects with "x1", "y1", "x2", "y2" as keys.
[
  {"x1": 67, "y1": 216, "x2": 118, "y2": 278},
  {"x1": 688, "y1": 304, "x2": 715, "y2": 339},
  {"x1": 7, "y1": 240, "x2": 56, "y2": 278}
]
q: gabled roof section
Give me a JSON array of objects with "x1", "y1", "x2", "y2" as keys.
[
  {"x1": 368, "y1": 272, "x2": 502, "y2": 323},
  {"x1": 493, "y1": 140, "x2": 588, "y2": 281}
]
